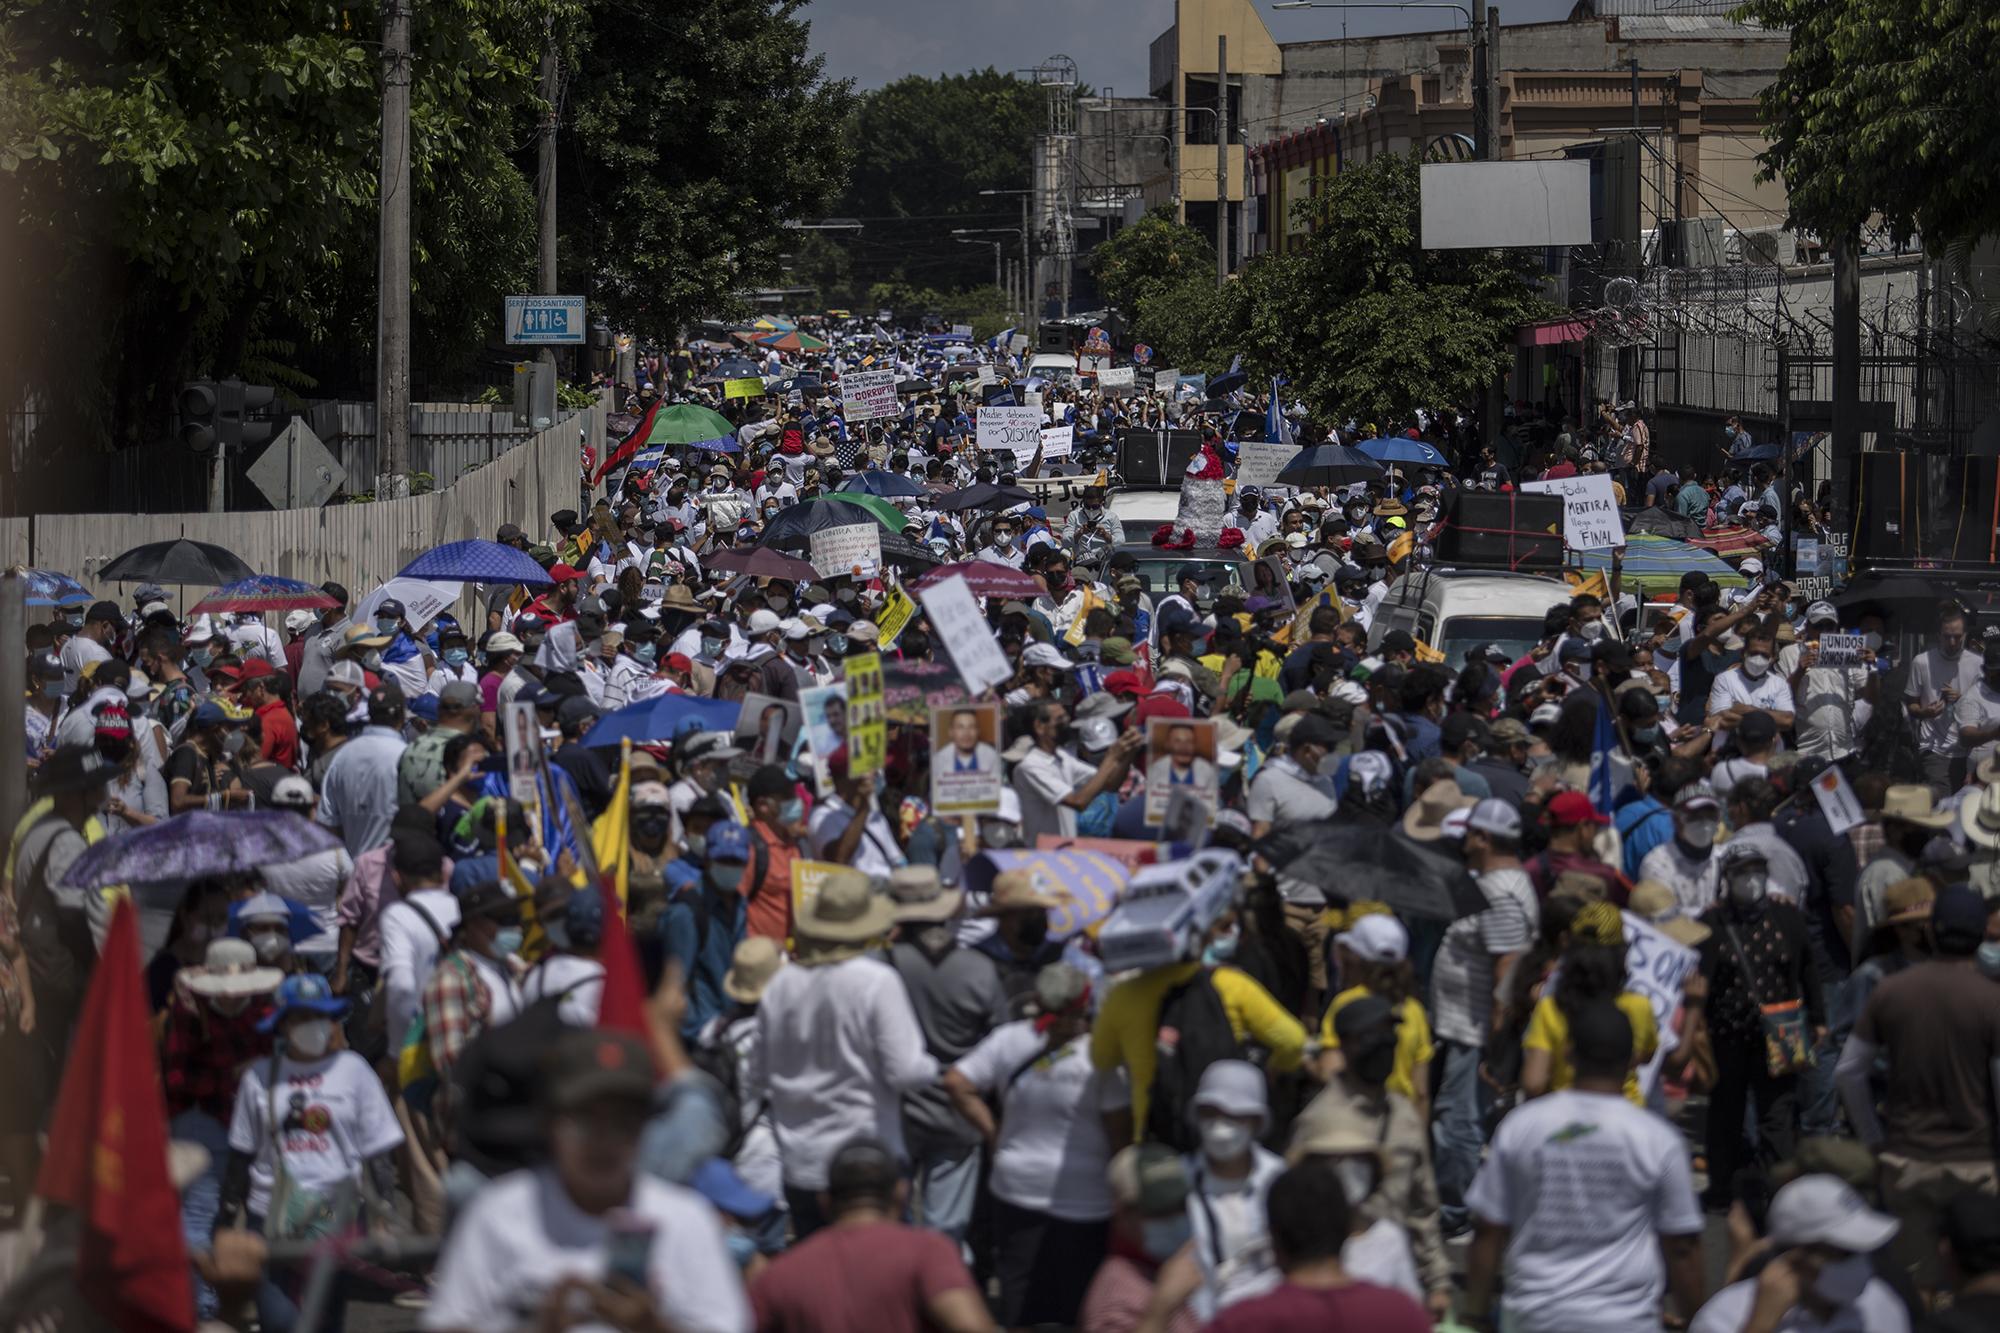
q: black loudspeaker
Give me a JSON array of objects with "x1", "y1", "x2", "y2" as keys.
[
  {"x1": 1846, "y1": 451, "x2": 1931, "y2": 562},
  {"x1": 1038, "y1": 326, "x2": 1072, "y2": 353},
  {"x1": 1116, "y1": 429, "x2": 1203, "y2": 487},
  {"x1": 1434, "y1": 490, "x2": 1567, "y2": 572},
  {"x1": 1944, "y1": 456, "x2": 2000, "y2": 564}
]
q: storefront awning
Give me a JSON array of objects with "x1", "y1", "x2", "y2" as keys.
[{"x1": 1518, "y1": 319, "x2": 1590, "y2": 347}]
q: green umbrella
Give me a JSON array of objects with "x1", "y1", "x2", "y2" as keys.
[
  {"x1": 644, "y1": 402, "x2": 736, "y2": 446},
  {"x1": 804, "y1": 492, "x2": 908, "y2": 531}
]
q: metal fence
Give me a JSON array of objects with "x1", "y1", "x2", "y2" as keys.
[{"x1": 0, "y1": 395, "x2": 602, "y2": 622}]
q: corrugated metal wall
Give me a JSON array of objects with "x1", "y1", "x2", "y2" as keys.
[{"x1": 1, "y1": 395, "x2": 602, "y2": 620}]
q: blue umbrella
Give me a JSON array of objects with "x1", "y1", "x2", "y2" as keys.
[
  {"x1": 585, "y1": 693, "x2": 743, "y2": 749},
  {"x1": 839, "y1": 470, "x2": 928, "y2": 500},
  {"x1": 61, "y1": 810, "x2": 344, "y2": 889},
  {"x1": 397, "y1": 539, "x2": 555, "y2": 586},
  {"x1": 1274, "y1": 445, "x2": 1383, "y2": 488},
  {"x1": 1356, "y1": 435, "x2": 1451, "y2": 469},
  {"x1": 688, "y1": 434, "x2": 741, "y2": 454},
  {"x1": 18, "y1": 568, "x2": 94, "y2": 608}
]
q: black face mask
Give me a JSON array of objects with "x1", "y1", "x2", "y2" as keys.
[
  {"x1": 1349, "y1": 1042, "x2": 1396, "y2": 1087},
  {"x1": 1008, "y1": 915, "x2": 1049, "y2": 951}
]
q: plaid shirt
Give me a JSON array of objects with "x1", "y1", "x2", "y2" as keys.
[
  {"x1": 160, "y1": 987, "x2": 274, "y2": 1120},
  {"x1": 419, "y1": 949, "x2": 491, "y2": 1078}
]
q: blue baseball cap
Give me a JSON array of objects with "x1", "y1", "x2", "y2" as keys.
[
  {"x1": 706, "y1": 821, "x2": 752, "y2": 864},
  {"x1": 408, "y1": 693, "x2": 441, "y2": 722},
  {"x1": 256, "y1": 972, "x2": 350, "y2": 1032}
]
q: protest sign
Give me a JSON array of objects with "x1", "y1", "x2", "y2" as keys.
[
  {"x1": 841, "y1": 368, "x2": 897, "y2": 422},
  {"x1": 1143, "y1": 718, "x2": 1219, "y2": 827},
  {"x1": 976, "y1": 404, "x2": 1043, "y2": 467},
  {"x1": 1154, "y1": 368, "x2": 1179, "y2": 392},
  {"x1": 1795, "y1": 538, "x2": 1823, "y2": 577},
  {"x1": 876, "y1": 583, "x2": 918, "y2": 648},
  {"x1": 734, "y1": 693, "x2": 800, "y2": 764},
  {"x1": 928, "y1": 702, "x2": 1001, "y2": 814},
  {"x1": 847, "y1": 652, "x2": 886, "y2": 777},
  {"x1": 1039, "y1": 425, "x2": 1074, "y2": 460},
  {"x1": 809, "y1": 523, "x2": 883, "y2": 579},
  {"x1": 1792, "y1": 575, "x2": 1833, "y2": 601},
  {"x1": 917, "y1": 573, "x2": 1013, "y2": 694},
  {"x1": 1810, "y1": 764, "x2": 1866, "y2": 835},
  {"x1": 1234, "y1": 440, "x2": 1302, "y2": 493},
  {"x1": 976, "y1": 365, "x2": 996, "y2": 386},
  {"x1": 950, "y1": 323, "x2": 974, "y2": 339},
  {"x1": 723, "y1": 377, "x2": 763, "y2": 400},
  {"x1": 1009, "y1": 334, "x2": 1029, "y2": 354},
  {"x1": 501, "y1": 700, "x2": 544, "y2": 825},
  {"x1": 1816, "y1": 632, "x2": 1865, "y2": 667},
  {"x1": 1023, "y1": 390, "x2": 1043, "y2": 412},
  {"x1": 1521, "y1": 473, "x2": 1626, "y2": 550},
  {"x1": 1618, "y1": 912, "x2": 1701, "y2": 1099},
  {"x1": 1097, "y1": 367, "x2": 1136, "y2": 394}
]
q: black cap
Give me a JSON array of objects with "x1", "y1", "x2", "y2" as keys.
[
  {"x1": 748, "y1": 765, "x2": 795, "y2": 803},
  {"x1": 367, "y1": 683, "x2": 405, "y2": 726},
  {"x1": 1570, "y1": 999, "x2": 1635, "y2": 1070},
  {"x1": 455, "y1": 880, "x2": 524, "y2": 924},
  {"x1": 1380, "y1": 629, "x2": 1416, "y2": 655},
  {"x1": 1932, "y1": 883, "x2": 1988, "y2": 948},
  {"x1": 542, "y1": 1028, "x2": 653, "y2": 1111},
  {"x1": 556, "y1": 696, "x2": 602, "y2": 729},
  {"x1": 320, "y1": 581, "x2": 349, "y2": 607},
  {"x1": 84, "y1": 600, "x2": 122, "y2": 625},
  {"x1": 496, "y1": 522, "x2": 525, "y2": 543},
  {"x1": 1440, "y1": 712, "x2": 1487, "y2": 752},
  {"x1": 1291, "y1": 714, "x2": 1345, "y2": 751},
  {"x1": 1736, "y1": 709, "x2": 1778, "y2": 746},
  {"x1": 34, "y1": 745, "x2": 119, "y2": 797},
  {"x1": 1331, "y1": 993, "x2": 1397, "y2": 1055},
  {"x1": 550, "y1": 508, "x2": 583, "y2": 536}
]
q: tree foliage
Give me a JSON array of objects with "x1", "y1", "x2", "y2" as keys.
[
  {"x1": 1087, "y1": 207, "x2": 1216, "y2": 320},
  {"x1": 1738, "y1": 0, "x2": 2000, "y2": 241},
  {"x1": 1129, "y1": 152, "x2": 1548, "y2": 424}
]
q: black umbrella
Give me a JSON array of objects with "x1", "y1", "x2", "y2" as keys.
[
  {"x1": 1263, "y1": 823, "x2": 1487, "y2": 922},
  {"x1": 99, "y1": 538, "x2": 256, "y2": 585},
  {"x1": 936, "y1": 482, "x2": 1032, "y2": 512},
  {"x1": 1623, "y1": 506, "x2": 1701, "y2": 541},
  {"x1": 897, "y1": 378, "x2": 931, "y2": 395},
  {"x1": 879, "y1": 531, "x2": 944, "y2": 570},
  {"x1": 1274, "y1": 444, "x2": 1383, "y2": 489},
  {"x1": 1831, "y1": 574, "x2": 1963, "y2": 627}
]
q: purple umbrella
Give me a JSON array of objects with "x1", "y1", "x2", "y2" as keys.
[{"x1": 61, "y1": 810, "x2": 344, "y2": 889}]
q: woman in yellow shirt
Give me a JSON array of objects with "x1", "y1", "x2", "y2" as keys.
[
  {"x1": 1316, "y1": 913, "x2": 1433, "y2": 1126},
  {"x1": 1521, "y1": 901, "x2": 1657, "y2": 1105}
]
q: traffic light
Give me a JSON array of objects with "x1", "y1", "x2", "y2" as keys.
[{"x1": 179, "y1": 378, "x2": 277, "y2": 454}]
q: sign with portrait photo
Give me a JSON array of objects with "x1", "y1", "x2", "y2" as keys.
[
  {"x1": 1143, "y1": 717, "x2": 1219, "y2": 827},
  {"x1": 929, "y1": 702, "x2": 1003, "y2": 815},
  {"x1": 734, "y1": 693, "x2": 801, "y2": 764}
]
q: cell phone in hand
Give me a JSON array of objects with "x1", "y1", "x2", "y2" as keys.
[{"x1": 604, "y1": 1209, "x2": 655, "y2": 1290}]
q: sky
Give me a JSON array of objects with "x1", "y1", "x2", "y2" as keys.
[{"x1": 806, "y1": 0, "x2": 1582, "y2": 95}]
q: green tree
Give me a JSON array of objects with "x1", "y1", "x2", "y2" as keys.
[
  {"x1": 562, "y1": 0, "x2": 854, "y2": 342},
  {"x1": 833, "y1": 69, "x2": 1042, "y2": 294},
  {"x1": 1738, "y1": 0, "x2": 2000, "y2": 241},
  {"x1": 1087, "y1": 207, "x2": 1216, "y2": 318}
]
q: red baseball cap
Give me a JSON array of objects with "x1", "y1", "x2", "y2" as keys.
[
  {"x1": 1547, "y1": 791, "x2": 1609, "y2": 827},
  {"x1": 1101, "y1": 669, "x2": 1146, "y2": 698},
  {"x1": 666, "y1": 652, "x2": 693, "y2": 673},
  {"x1": 548, "y1": 563, "x2": 583, "y2": 582},
  {"x1": 237, "y1": 657, "x2": 275, "y2": 680},
  {"x1": 1132, "y1": 691, "x2": 1191, "y2": 726}
]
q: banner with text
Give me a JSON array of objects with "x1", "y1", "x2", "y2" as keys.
[
  {"x1": 1234, "y1": 440, "x2": 1302, "y2": 493},
  {"x1": 917, "y1": 573, "x2": 1014, "y2": 695},
  {"x1": 1521, "y1": 473, "x2": 1626, "y2": 550},
  {"x1": 977, "y1": 405, "x2": 1044, "y2": 469},
  {"x1": 1039, "y1": 425, "x2": 1074, "y2": 460},
  {"x1": 809, "y1": 523, "x2": 883, "y2": 580},
  {"x1": 841, "y1": 369, "x2": 898, "y2": 422}
]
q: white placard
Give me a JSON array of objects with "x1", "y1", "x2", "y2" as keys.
[
  {"x1": 841, "y1": 368, "x2": 898, "y2": 423},
  {"x1": 950, "y1": 323, "x2": 974, "y2": 339},
  {"x1": 916, "y1": 574, "x2": 1013, "y2": 695},
  {"x1": 501, "y1": 700, "x2": 545, "y2": 821},
  {"x1": 1098, "y1": 367, "x2": 1136, "y2": 394},
  {"x1": 976, "y1": 404, "x2": 1043, "y2": 462},
  {"x1": 1619, "y1": 911, "x2": 1700, "y2": 1099},
  {"x1": 1521, "y1": 473, "x2": 1627, "y2": 550},
  {"x1": 1815, "y1": 632, "x2": 1865, "y2": 667},
  {"x1": 1039, "y1": 425, "x2": 1074, "y2": 460},
  {"x1": 808, "y1": 523, "x2": 883, "y2": 579},
  {"x1": 1153, "y1": 368, "x2": 1179, "y2": 393},
  {"x1": 976, "y1": 365, "x2": 996, "y2": 386},
  {"x1": 1023, "y1": 391, "x2": 1043, "y2": 412},
  {"x1": 1009, "y1": 334, "x2": 1030, "y2": 354},
  {"x1": 1234, "y1": 440, "x2": 1302, "y2": 493},
  {"x1": 1809, "y1": 764, "x2": 1866, "y2": 835}
]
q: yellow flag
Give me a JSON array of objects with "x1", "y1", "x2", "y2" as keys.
[
  {"x1": 1566, "y1": 570, "x2": 1610, "y2": 601},
  {"x1": 1413, "y1": 637, "x2": 1447, "y2": 664},
  {"x1": 590, "y1": 739, "x2": 634, "y2": 907},
  {"x1": 1063, "y1": 585, "x2": 1104, "y2": 647}
]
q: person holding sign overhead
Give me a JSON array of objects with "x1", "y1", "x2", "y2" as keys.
[{"x1": 1781, "y1": 600, "x2": 1877, "y2": 761}]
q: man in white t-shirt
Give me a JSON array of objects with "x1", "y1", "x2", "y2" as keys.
[
  {"x1": 1706, "y1": 620, "x2": 1795, "y2": 747},
  {"x1": 425, "y1": 1029, "x2": 749, "y2": 1333},
  {"x1": 1010, "y1": 698, "x2": 1140, "y2": 843},
  {"x1": 1954, "y1": 642, "x2": 2000, "y2": 777},
  {"x1": 1429, "y1": 799, "x2": 1538, "y2": 1239},
  {"x1": 1688, "y1": 1175, "x2": 1909, "y2": 1333},
  {"x1": 1782, "y1": 600, "x2": 1876, "y2": 761},
  {"x1": 375, "y1": 826, "x2": 462, "y2": 1043},
  {"x1": 1463, "y1": 1000, "x2": 1706, "y2": 1333},
  {"x1": 1905, "y1": 607, "x2": 1981, "y2": 799},
  {"x1": 57, "y1": 600, "x2": 119, "y2": 694}
]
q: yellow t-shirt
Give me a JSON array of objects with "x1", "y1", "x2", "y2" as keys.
[
  {"x1": 1522, "y1": 991, "x2": 1658, "y2": 1106},
  {"x1": 1320, "y1": 986, "x2": 1434, "y2": 1102},
  {"x1": 1090, "y1": 961, "x2": 1308, "y2": 1140}
]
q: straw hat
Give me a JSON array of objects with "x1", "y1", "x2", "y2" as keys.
[
  {"x1": 658, "y1": 584, "x2": 702, "y2": 615},
  {"x1": 1627, "y1": 881, "x2": 1710, "y2": 947},
  {"x1": 179, "y1": 937, "x2": 285, "y2": 999},
  {"x1": 1878, "y1": 877, "x2": 1937, "y2": 928},
  {"x1": 1960, "y1": 781, "x2": 2000, "y2": 849},
  {"x1": 886, "y1": 865, "x2": 963, "y2": 924},
  {"x1": 722, "y1": 936, "x2": 785, "y2": 1004},
  {"x1": 1400, "y1": 779, "x2": 1476, "y2": 841},
  {"x1": 975, "y1": 868, "x2": 1061, "y2": 918},
  {"x1": 796, "y1": 868, "x2": 897, "y2": 945},
  {"x1": 1881, "y1": 784, "x2": 1954, "y2": 830}
]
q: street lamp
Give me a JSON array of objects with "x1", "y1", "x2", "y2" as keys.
[{"x1": 977, "y1": 191, "x2": 1037, "y2": 331}]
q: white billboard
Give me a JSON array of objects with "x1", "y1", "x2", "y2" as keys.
[{"x1": 1419, "y1": 161, "x2": 1592, "y2": 250}]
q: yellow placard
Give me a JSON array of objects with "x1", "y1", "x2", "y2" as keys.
[
  {"x1": 791, "y1": 858, "x2": 846, "y2": 922},
  {"x1": 1063, "y1": 585, "x2": 1104, "y2": 647},
  {"x1": 724, "y1": 377, "x2": 764, "y2": 400},
  {"x1": 876, "y1": 585, "x2": 917, "y2": 648},
  {"x1": 846, "y1": 651, "x2": 886, "y2": 777}
]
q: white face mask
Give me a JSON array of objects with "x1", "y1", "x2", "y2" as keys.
[
  {"x1": 1199, "y1": 1116, "x2": 1254, "y2": 1164},
  {"x1": 287, "y1": 1017, "x2": 334, "y2": 1059},
  {"x1": 1680, "y1": 817, "x2": 1720, "y2": 850},
  {"x1": 1810, "y1": 1253, "x2": 1873, "y2": 1306},
  {"x1": 1742, "y1": 653, "x2": 1772, "y2": 679},
  {"x1": 1862, "y1": 631, "x2": 1883, "y2": 652},
  {"x1": 1726, "y1": 869, "x2": 1769, "y2": 905},
  {"x1": 1332, "y1": 1157, "x2": 1377, "y2": 1207},
  {"x1": 250, "y1": 932, "x2": 288, "y2": 963},
  {"x1": 1579, "y1": 619, "x2": 1606, "y2": 641}
]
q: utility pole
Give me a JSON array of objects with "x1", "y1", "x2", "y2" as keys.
[
  {"x1": 1471, "y1": 0, "x2": 1488, "y2": 158},
  {"x1": 1216, "y1": 35, "x2": 1228, "y2": 288},
  {"x1": 537, "y1": 20, "x2": 559, "y2": 377},
  {"x1": 1486, "y1": 6, "x2": 1501, "y2": 161},
  {"x1": 1832, "y1": 229, "x2": 1861, "y2": 488},
  {"x1": 376, "y1": 0, "x2": 413, "y2": 500}
]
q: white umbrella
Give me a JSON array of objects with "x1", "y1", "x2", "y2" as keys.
[{"x1": 355, "y1": 576, "x2": 465, "y2": 634}]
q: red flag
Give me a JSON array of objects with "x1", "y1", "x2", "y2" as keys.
[
  {"x1": 592, "y1": 875, "x2": 652, "y2": 1045},
  {"x1": 591, "y1": 395, "x2": 664, "y2": 485},
  {"x1": 35, "y1": 897, "x2": 194, "y2": 1333}
]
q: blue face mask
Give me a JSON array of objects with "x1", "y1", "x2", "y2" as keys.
[
  {"x1": 777, "y1": 797, "x2": 804, "y2": 826},
  {"x1": 1202, "y1": 930, "x2": 1239, "y2": 967},
  {"x1": 189, "y1": 647, "x2": 212, "y2": 669},
  {"x1": 701, "y1": 637, "x2": 724, "y2": 659},
  {"x1": 1978, "y1": 940, "x2": 2000, "y2": 981},
  {"x1": 1141, "y1": 1214, "x2": 1193, "y2": 1261},
  {"x1": 376, "y1": 618, "x2": 401, "y2": 637},
  {"x1": 1633, "y1": 726, "x2": 1661, "y2": 744},
  {"x1": 827, "y1": 634, "x2": 848, "y2": 655},
  {"x1": 443, "y1": 649, "x2": 469, "y2": 667},
  {"x1": 725, "y1": 1229, "x2": 758, "y2": 1269},
  {"x1": 492, "y1": 927, "x2": 524, "y2": 957}
]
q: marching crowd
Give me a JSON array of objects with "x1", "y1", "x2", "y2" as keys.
[{"x1": 6, "y1": 326, "x2": 2000, "y2": 1333}]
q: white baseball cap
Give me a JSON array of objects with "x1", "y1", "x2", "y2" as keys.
[
  {"x1": 328, "y1": 660, "x2": 367, "y2": 688},
  {"x1": 270, "y1": 776, "x2": 315, "y2": 810},
  {"x1": 485, "y1": 632, "x2": 525, "y2": 654},
  {"x1": 1335, "y1": 913, "x2": 1408, "y2": 964},
  {"x1": 1739, "y1": 556, "x2": 1765, "y2": 575},
  {"x1": 1766, "y1": 1175, "x2": 1899, "y2": 1253},
  {"x1": 1465, "y1": 797, "x2": 1523, "y2": 840},
  {"x1": 747, "y1": 609, "x2": 782, "y2": 635}
]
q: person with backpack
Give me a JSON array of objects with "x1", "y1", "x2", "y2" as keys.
[
  {"x1": 694, "y1": 935, "x2": 787, "y2": 1245},
  {"x1": 373, "y1": 823, "x2": 461, "y2": 1235},
  {"x1": 520, "y1": 878, "x2": 606, "y2": 1026},
  {"x1": 1090, "y1": 902, "x2": 1306, "y2": 1148},
  {"x1": 943, "y1": 962, "x2": 1118, "y2": 1327},
  {"x1": 661, "y1": 819, "x2": 752, "y2": 1038},
  {"x1": 1181, "y1": 1060, "x2": 1287, "y2": 1321}
]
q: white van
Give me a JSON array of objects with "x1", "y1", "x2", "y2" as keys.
[
  {"x1": 1366, "y1": 569, "x2": 1575, "y2": 666},
  {"x1": 1026, "y1": 352, "x2": 1078, "y2": 383}
]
